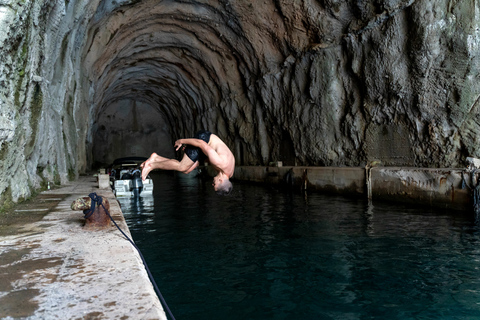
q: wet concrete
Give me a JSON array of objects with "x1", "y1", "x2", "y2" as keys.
[{"x1": 0, "y1": 176, "x2": 166, "y2": 320}]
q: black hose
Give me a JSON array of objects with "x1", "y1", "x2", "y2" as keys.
[{"x1": 86, "y1": 193, "x2": 176, "y2": 320}]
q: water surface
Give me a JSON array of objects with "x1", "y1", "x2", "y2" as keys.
[{"x1": 119, "y1": 172, "x2": 480, "y2": 320}]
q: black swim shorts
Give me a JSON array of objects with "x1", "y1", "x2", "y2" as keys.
[{"x1": 184, "y1": 130, "x2": 212, "y2": 162}]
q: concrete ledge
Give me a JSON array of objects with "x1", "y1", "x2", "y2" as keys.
[
  {"x1": 370, "y1": 167, "x2": 470, "y2": 211},
  {"x1": 0, "y1": 176, "x2": 167, "y2": 319},
  {"x1": 206, "y1": 166, "x2": 474, "y2": 211},
  {"x1": 229, "y1": 166, "x2": 365, "y2": 195}
]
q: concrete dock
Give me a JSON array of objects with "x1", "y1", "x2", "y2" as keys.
[{"x1": 0, "y1": 175, "x2": 167, "y2": 319}]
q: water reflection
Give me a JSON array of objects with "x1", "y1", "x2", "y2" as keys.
[{"x1": 119, "y1": 196, "x2": 154, "y2": 214}]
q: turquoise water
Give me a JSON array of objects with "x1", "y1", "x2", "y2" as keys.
[{"x1": 119, "y1": 172, "x2": 480, "y2": 320}]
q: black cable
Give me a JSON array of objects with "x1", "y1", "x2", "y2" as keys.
[{"x1": 86, "y1": 193, "x2": 176, "y2": 320}]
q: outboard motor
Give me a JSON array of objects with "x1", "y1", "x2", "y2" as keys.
[
  {"x1": 132, "y1": 169, "x2": 143, "y2": 195},
  {"x1": 121, "y1": 172, "x2": 132, "y2": 180}
]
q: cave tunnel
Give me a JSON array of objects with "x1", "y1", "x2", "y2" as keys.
[
  {"x1": 1, "y1": 0, "x2": 480, "y2": 202},
  {"x1": 3, "y1": 3, "x2": 480, "y2": 319},
  {"x1": 80, "y1": 0, "x2": 480, "y2": 171},
  {"x1": 85, "y1": 0, "x2": 270, "y2": 168}
]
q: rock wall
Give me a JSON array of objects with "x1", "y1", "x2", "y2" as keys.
[
  {"x1": 0, "y1": 0, "x2": 96, "y2": 203},
  {"x1": 0, "y1": 0, "x2": 479, "y2": 204}
]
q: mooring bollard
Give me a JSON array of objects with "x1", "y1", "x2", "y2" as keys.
[
  {"x1": 71, "y1": 196, "x2": 111, "y2": 228},
  {"x1": 98, "y1": 174, "x2": 110, "y2": 189}
]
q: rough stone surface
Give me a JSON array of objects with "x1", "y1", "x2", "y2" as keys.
[{"x1": 0, "y1": 0, "x2": 480, "y2": 204}]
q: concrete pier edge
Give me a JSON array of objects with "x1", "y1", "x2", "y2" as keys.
[{"x1": 0, "y1": 175, "x2": 167, "y2": 320}]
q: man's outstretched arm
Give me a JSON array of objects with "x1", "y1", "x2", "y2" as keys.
[{"x1": 175, "y1": 138, "x2": 208, "y2": 151}]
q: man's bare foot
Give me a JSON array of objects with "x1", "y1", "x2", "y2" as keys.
[
  {"x1": 140, "y1": 153, "x2": 159, "y2": 180},
  {"x1": 141, "y1": 153, "x2": 173, "y2": 180},
  {"x1": 141, "y1": 153, "x2": 159, "y2": 169}
]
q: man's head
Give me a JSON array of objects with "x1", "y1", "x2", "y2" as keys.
[{"x1": 213, "y1": 173, "x2": 233, "y2": 195}]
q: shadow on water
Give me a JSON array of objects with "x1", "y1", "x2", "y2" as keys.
[{"x1": 119, "y1": 172, "x2": 480, "y2": 320}]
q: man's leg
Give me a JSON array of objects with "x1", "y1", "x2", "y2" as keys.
[
  {"x1": 141, "y1": 152, "x2": 169, "y2": 168},
  {"x1": 184, "y1": 160, "x2": 199, "y2": 174},
  {"x1": 141, "y1": 153, "x2": 196, "y2": 180}
]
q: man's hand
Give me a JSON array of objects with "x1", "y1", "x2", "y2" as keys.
[{"x1": 174, "y1": 140, "x2": 184, "y2": 151}]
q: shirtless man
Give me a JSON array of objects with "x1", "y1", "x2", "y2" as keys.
[{"x1": 141, "y1": 130, "x2": 235, "y2": 195}]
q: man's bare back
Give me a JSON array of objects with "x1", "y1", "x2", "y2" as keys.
[{"x1": 201, "y1": 134, "x2": 235, "y2": 178}]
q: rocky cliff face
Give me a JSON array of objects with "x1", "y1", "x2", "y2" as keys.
[{"x1": 0, "y1": 0, "x2": 479, "y2": 204}]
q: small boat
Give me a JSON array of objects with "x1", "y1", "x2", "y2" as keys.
[{"x1": 109, "y1": 157, "x2": 154, "y2": 197}]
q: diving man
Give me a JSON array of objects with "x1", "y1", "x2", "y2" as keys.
[{"x1": 141, "y1": 130, "x2": 234, "y2": 195}]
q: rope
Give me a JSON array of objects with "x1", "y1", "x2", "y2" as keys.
[
  {"x1": 83, "y1": 193, "x2": 102, "y2": 219},
  {"x1": 87, "y1": 192, "x2": 176, "y2": 320}
]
